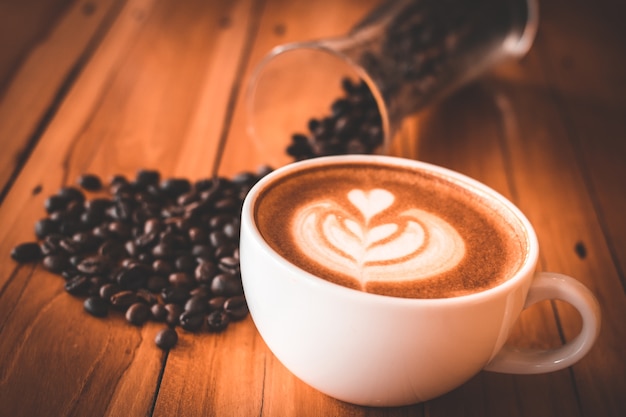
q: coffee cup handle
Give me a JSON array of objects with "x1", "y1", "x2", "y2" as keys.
[{"x1": 484, "y1": 272, "x2": 601, "y2": 374}]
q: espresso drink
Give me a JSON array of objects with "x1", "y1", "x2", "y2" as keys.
[{"x1": 254, "y1": 161, "x2": 527, "y2": 298}]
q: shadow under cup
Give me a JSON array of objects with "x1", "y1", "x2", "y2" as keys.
[{"x1": 239, "y1": 155, "x2": 600, "y2": 407}]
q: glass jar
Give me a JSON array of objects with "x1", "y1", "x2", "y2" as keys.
[{"x1": 246, "y1": 0, "x2": 539, "y2": 166}]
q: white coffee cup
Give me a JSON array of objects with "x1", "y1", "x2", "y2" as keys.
[{"x1": 239, "y1": 155, "x2": 601, "y2": 407}]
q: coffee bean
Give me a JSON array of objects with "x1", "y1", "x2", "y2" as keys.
[
  {"x1": 77, "y1": 255, "x2": 110, "y2": 275},
  {"x1": 179, "y1": 311, "x2": 204, "y2": 332},
  {"x1": 146, "y1": 275, "x2": 168, "y2": 292},
  {"x1": 44, "y1": 195, "x2": 69, "y2": 214},
  {"x1": 155, "y1": 327, "x2": 178, "y2": 350},
  {"x1": 64, "y1": 275, "x2": 90, "y2": 296},
  {"x1": 224, "y1": 296, "x2": 248, "y2": 321},
  {"x1": 116, "y1": 264, "x2": 150, "y2": 290},
  {"x1": 34, "y1": 218, "x2": 59, "y2": 239},
  {"x1": 58, "y1": 186, "x2": 85, "y2": 204},
  {"x1": 43, "y1": 254, "x2": 70, "y2": 273},
  {"x1": 210, "y1": 272, "x2": 243, "y2": 297},
  {"x1": 135, "y1": 169, "x2": 160, "y2": 187},
  {"x1": 174, "y1": 254, "x2": 196, "y2": 272},
  {"x1": 84, "y1": 296, "x2": 108, "y2": 317},
  {"x1": 207, "y1": 296, "x2": 226, "y2": 312},
  {"x1": 110, "y1": 290, "x2": 139, "y2": 310},
  {"x1": 150, "y1": 303, "x2": 167, "y2": 322},
  {"x1": 99, "y1": 283, "x2": 120, "y2": 301},
  {"x1": 11, "y1": 242, "x2": 42, "y2": 263},
  {"x1": 164, "y1": 303, "x2": 183, "y2": 327},
  {"x1": 206, "y1": 310, "x2": 230, "y2": 332},
  {"x1": 161, "y1": 286, "x2": 189, "y2": 305},
  {"x1": 160, "y1": 178, "x2": 191, "y2": 198},
  {"x1": 184, "y1": 295, "x2": 208, "y2": 315},
  {"x1": 77, "y1": 174, "x2": 103, "y2": 191},
  {"x1": 168, "y1": 272, "x2": 194, "y2": 288},
  {"x1": 126, "y1": 302, "x2": 150, "y2": 326}
]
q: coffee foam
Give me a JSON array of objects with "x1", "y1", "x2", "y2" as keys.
[
  {"x1": 255, "y1": 162, "x2": 526, "y2": 299},
  {"x1": 293, "y1": 189, "x2": 466, "y2": 290}
]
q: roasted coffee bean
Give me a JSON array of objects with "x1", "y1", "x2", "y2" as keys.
[
  {"x1": 58, "y1": 237, "x2": 83, "y2": 255},
  {"x1": 214, "y1": 242, "x2": 236, "y2": 259},
  {"x1": 135, "y1": 231, "x2": 158, "y2": 249},
  {"x1": 218, "y1": 256, "x2": 239, "y2": 272},
  {"x1": 40, "y1": 234, "x2": 63, "y2": 256},
  {"x1": 222, "y1": 222, "x2": 239, "y2": 240},
  {"x1": 58, "y1": 186, "x2": 85, "y2": 204},
  {"x1": 155, "y1": 327, "x2": 178, "y2": 350},
  {"x1": 99, "y1": 283, "x2": 120, "y2": 301},
  {"x1": 116, "y1": 264, "x2": 150, "y2": 290},
  {"x1": 11, "y1": 242, "x2": 42, "y2": 263},
  {"x1": 207, "y1": 296, "x2": 226, "y2": 312},
  {"x1": 77, "y1": 255, "x2": 110, "y2": 275},
  {"x1": 189, "y1": 285, "x2": 211, "y2": 299},
  {"x1": 160, "y1": 178, "x2": 191, "y2": 198},
  {"x1": 179, "y1": 311, "x2": 204, "y2": 332},
  {"x1": 84, "y1": 296, "x2": 108, "y2": 317},
  {"x1": 206, "y1": 310, "x2": 230, "y2": 332},
  {"x1": 108, "y1": 221, "x2": 132, "y2": 239},
  {"x1": 191, "y1": 244, "x2": 213, "y2": 261},
  {"x1": 210, "y1": 272, "x2": 243, "y2": 297},
  {"x1": 224, "y1": 296, "x2": 248, "y2": 321},
  {"x1": 161, "y1": 286, "x2": 189, "y2": 305},
  {"x1": 98, "y1": 240, "x2": 127, "y2": 260},
  {"x1": 77, "y1": 174, "x2": 103, "y2": 191},
  {"x1": 34, "y1": 218, "x2": 58, "y2": 239},
  {"x1": 164, "y1": 303, "x2": 183, "y2": 327},
  {"x1": 110, "y1": 290, "x2": 139, "y2": 310},
  {"x1": 209, "y1": 231, "x2": 227, "y2": 248},
  {"x1": 87, "y1": 276, "x2": 106, "y2": 296},
  {"x1": 152, "y1": 242, "x2": 175, "y2": 259},
  {"x1": 168, "y1": 272, "x2": 194, "y2": 288},
  {"x1": 136, "y1": 289, "x2": 158, "y2": 305},
  {"x1": 43, "y1": 254, "x2": 70, "y2": 273},
  {"x1": 174, "y1": 254, "x2": 196, "y2": 272},
  {"x1": 126, "y1": 302, "x2": 150, "y2": 326},
  {"x1": 184, "y1": 295, "x2": 208, "y2": 315},
  {"x1": 146, "y1": 275, "x2": 168, "y2": 292},
  {"x1": 194, "y1": 261, "x2": 217, "y2": 284},
  {"x1": 135, "y1": 169, "x2": 160, "y2": 187},
  {"x1": 188, "y1": 227, "x2": 207, "y2": 244},
  {"x1": 44, "y1": 195, "x2": 69, "y2": 214},
  {"x1": 152, "y1": 259, "x2": 173, "y2": 276},
  {"x1": 64, "y1": 275, "x2": 90, "y2": 296},
  {"x1": 150, "y1": 303, "x2": 167, "y2": 322},
  {"x1": 72, "y1": 232, "x2": 100, "y2": 251}
]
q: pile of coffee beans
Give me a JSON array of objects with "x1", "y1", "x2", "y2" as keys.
[
  {"x1": 11, "y1": 168, "x2": 271, "y2": 350},
  {"x1": 285, "y1": 77, "x2": 383, "y2": 161},
  {"x1": 10, "y1": 76, "x2": 385, "y2": 351}
]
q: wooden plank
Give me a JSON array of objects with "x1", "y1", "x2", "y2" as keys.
[
  {"x1": 0, "y1": 0, "x2": 125, "y2": 195},
  {"x1": 0, "y1": 0, "x2": 253, "y2": 415},
  {"x1": 0, "y1": 0, "x2": 74, "y2": 92}
]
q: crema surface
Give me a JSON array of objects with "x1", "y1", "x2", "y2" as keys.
[{"x1": 254, "y1": 163, "x2": 526, "y2": 298}]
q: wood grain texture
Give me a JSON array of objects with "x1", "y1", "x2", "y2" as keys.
[{"x1": 0, "y1": 0, "x2": 624, "y2": 416}]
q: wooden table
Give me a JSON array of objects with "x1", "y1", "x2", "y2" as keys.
[{"x1": 1, "y1": 0, "x2": 624, "y2": 416}]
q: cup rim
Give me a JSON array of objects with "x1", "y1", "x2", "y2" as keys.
[{"x1": 242, "y1": 154, "x2": 539, "y2": 305}]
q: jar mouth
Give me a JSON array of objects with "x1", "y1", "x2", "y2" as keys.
[
  {"x1": 505, "y1": 0, "x2": 540, "y2": 56},
  {"x1": 245, "y1": 43, "x2": 392, "y2": 165}
]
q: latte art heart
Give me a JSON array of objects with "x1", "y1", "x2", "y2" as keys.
[{"x1": 293, "y1": 188, "x2": 466, "y2": 288}]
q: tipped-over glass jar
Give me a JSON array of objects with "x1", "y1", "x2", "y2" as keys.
[{"x1": 246, "y1": 0, "x2": 539, "y2": 166}]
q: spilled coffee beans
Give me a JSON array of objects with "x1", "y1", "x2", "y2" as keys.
[
  {"x1": 11, "y1": 168, "x2": 270, "y2": 350},
  {"x1": 11, "y1": 77, "x2": 383, "y2": 351}
]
